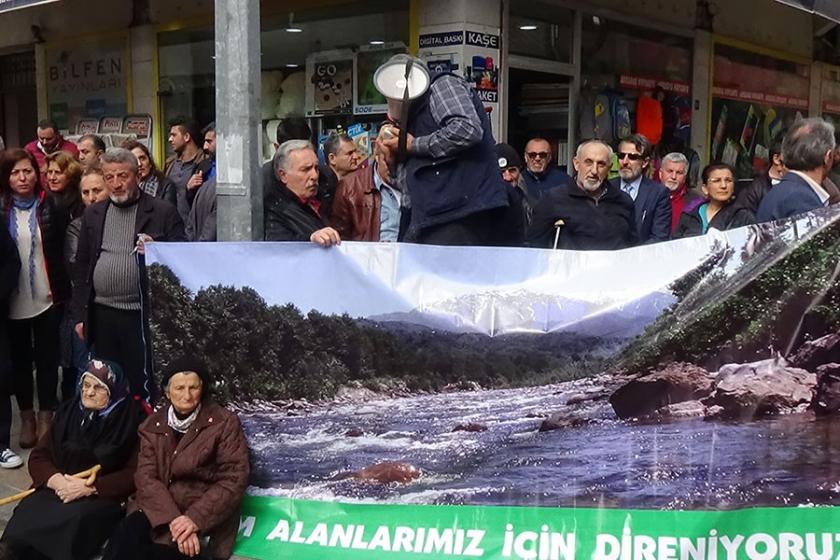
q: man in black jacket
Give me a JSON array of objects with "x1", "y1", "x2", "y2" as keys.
[
  {"x1": 738, "y1": 140, "x2": 785, "y2": 213},
  {"x1": 264, "y1": 140, "x2": 341, "y2": 247},
  {"x1": 527, "y1": 140, "x2": 637, "y2": 250},
  {"x1": 72, "y1": 148, "x2": 185, "y2": 402}
]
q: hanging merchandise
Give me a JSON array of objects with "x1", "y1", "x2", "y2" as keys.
[
  {"x1": 636, "y1": 94, "x2": 663, "y2": 145},
  {"x1": 578, "y1": 89, "x2": 597, "y2": 140},
  {"x1": 611, "y1": 95, "x2": 632, "y2": 141},
  {"x1": 594, "y1": 93, "x2": 614, "y2": 144},
  {"x1": 305, "y1": 49, "x2": 354, "y2": 117}
]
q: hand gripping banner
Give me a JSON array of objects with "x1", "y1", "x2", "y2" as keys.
[{"x1": 145, "y1": 207, "x2": 840, "y2": 560}]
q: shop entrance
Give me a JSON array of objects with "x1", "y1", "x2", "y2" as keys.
[
  {"x1": 506, "y1": 67, "x2": 573, "y2": 173},
  {"x1": 0, "y1": 51, "x2": 37, "y2": 148}
]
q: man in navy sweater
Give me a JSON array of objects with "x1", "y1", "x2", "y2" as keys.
[{"x1": 757, "y1": 118, "x2": 835, "y2": 223}]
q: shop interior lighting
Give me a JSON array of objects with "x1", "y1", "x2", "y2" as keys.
[
  {"x1": 370, "y1": 40, "x2": 385, "y2": 45},
  {"x1": 518, "y1": 24, "x2": 538, "y2": 31},
  {"x1": 285, "y1": 12, "x2": 303, "y2": 33},
  {"x1": 592, "y1": 16, "x2": 602, "y2": 25},
  {"x1": 286, "y1": 63, "x2": 299, "y2": 68}
]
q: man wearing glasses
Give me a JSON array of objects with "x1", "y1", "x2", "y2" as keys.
[
  {"x1": 611, "y1": 134, "x2": 671, "y2": 243},
  {"x1": 522, "y1": 137, "x2": 571, "y2": 200}
]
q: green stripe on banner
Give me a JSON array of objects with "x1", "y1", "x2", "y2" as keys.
[{"x1": 234, "y1": 496, "x2": 840, "y2": 559}]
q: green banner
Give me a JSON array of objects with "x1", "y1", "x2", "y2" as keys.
[{"x1": 235, "y1": 497, "x2": 840, "y2": 560}]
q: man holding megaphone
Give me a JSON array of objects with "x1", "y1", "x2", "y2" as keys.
[{"x1": 374, "y1": 54, "x2": 511, "y2": 246}]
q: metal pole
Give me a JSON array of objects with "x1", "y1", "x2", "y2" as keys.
[{"x1": 215, "y1": 0, "x2": 263, "y2": 241}]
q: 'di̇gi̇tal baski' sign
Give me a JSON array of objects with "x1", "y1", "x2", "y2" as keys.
[{"x1": 145, "y1": 206, "x2": 840, "y2": 560}]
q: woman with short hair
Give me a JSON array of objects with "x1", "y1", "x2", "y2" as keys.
[
  {"x1": 674, "y1": 163, "x2": 755, "y2": 238},
  {"x1": 44, "y1": 150, "x2": 84, "y2": 220},
  {"x1": 1, "y1": 359, "x2": 146, "y2": 560},
  {"x1": 103, "y1": 356, "x2": 250, "y2": 560}
]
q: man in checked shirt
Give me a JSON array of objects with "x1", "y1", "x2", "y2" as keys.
[{"x1": 376, "y1": 54, "x2": 512, "y2": 246}]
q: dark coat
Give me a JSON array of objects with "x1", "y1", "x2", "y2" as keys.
[
  {"x1": 522, "y1": 166, "x2": 571, "y2": 200},
  {"x1": 405, "y1": 73, "x2": 509, "y2": 233},
  {"x1": 0, "y1": 225, "x2": 19, "y2": 384},
  {"x1": 673, "y1": 201, "x2": 755, "y2": 238},
  {"x1": 264, "y1": 183, "x2": 327, "y2": 241},
  {"x1": 611, "y1": 177, "x2": 671, "y2": 243},
  {"x1": 756, "y1": 171, "x2": 827, "y2": 223},
  {"x1": 262, "y1": 160, "x2": 334, "y2": 219},
  {"x1": 526, "y1": 181, "x2": 638, "y2": 250},
  {"x1": 2, "y1": 191, "x2": 72, "y2": 304},
  {"x1": 185, "y1": 178, "x2": 216, "y2": 242},
  {"x1": 737, "y1": 172, "x2": 773, "y2": 213},
  {"x1": 330, "y1": 166, "x2": 382, "y2": 241},
  {"x1": 71, "y1": 192, "x2": 186, "y2": 330},
  {"x1": 131, "y1": 401, "x2": 250, "y2": 559}
]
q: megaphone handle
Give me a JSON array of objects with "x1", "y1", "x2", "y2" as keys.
[{"x1": 397, "y1": 59, "x2": 414, "y2": 163}]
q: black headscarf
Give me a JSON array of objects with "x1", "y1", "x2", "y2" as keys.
[
  {"x1": 160, "y1": 355, "x2": 212, "y2": 401},
  {"x1": 50, "y1": 359, "x2": 146, "y2": 475}
]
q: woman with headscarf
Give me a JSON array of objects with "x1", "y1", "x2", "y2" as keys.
[
  {"x1": 102, "y1": 356, "x2": 250, "y2": 560},
  {"x1": 1, "y1": 359, "x2": 146, "y2": 560},
  {"x1": 1, "y1": 148, "x2": 71, "y2": 447}
]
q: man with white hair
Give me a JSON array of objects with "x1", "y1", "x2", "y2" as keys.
[
  {"x1": 72, "y1": 147, "x2": 185, "y2": 402},
  {"x1": 757, "y1": 118, "x2": 837, "y2": 222},
  {"x1": 659, "y1": 152, "x2": 702, "y2": 234},
  {"x1": 526, "y1": 140, "x2": 637, "y2": 250},
  {"x1": 264, "y1": 140, "x2": 341, "y2": 246}
]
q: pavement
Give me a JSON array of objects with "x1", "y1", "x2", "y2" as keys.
[{"x1": 0, "y1": 399, "x2": 33, "y2": 529}]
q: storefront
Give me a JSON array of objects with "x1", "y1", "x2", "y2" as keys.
[
  {"x1": 821, "y1": 63, "x2": 840, "y2": 126},
  {"x1": 158, "y1": 0, "x2": 410, "y2": 162},
  {"x1": 709, "y1": 38, "x2": 811, "y2": 180}
]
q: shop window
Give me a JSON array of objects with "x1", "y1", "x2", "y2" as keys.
[
  {"x1": 508, "y1": 1, "x2": 573, "y2": 63},
  {"x1": 158, "y1": 1, "x2": 409, "y2": 162},
  {"x1": 710, "y1": 44, "x2": 810, "y2": 180},
  {"x1": 821, "y1": 65, "x2": 840, "y2": 127},
  {"x1": 44, "y1": 35, "x2": 129, "y2": 133}
]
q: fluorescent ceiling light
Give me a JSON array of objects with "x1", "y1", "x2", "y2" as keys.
[
  {"x1": 370, "y1": 40, "x2": 385, "y2": 45},
  {"x1": 518, "y1": 24, "x2": 538, "y2": 31}
]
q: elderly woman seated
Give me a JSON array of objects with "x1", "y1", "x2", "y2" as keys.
[
  {"x1": 102, "y1": 356, "x2": 250, "y2": 560},
  {"x1": 1, "y1": 360, "x2": 145, "y2": 560}
]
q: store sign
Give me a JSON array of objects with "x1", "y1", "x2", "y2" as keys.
[
  {"x1": 419, "y1": 31, "x2": 464, "y2": 48},
  {"x1": 825, "y1": 102, "x2": 840, "y2": 114},
  {"x1": 712, "y1": 86, "x2": 808, "y2": 110},
  {"x1": 465, "y1": 31, "x2": 499, "y2": 49},
  {"x1": 619, "y1": 74, "x2": 690, "y2": 95},
  {"x1": 0, "y1": 0, "x2": 58, "y2": 14}
]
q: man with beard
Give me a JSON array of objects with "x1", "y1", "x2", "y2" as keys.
[
  {"x1": 164, "y1": 118, "x2": 208, "y2": 222},
  {"x1": 612, "y1": 134, "x2": 671, "y2": 243},
  {"x1": 658, "y1": 152, "x2": 703, "y2": 234},
  {"x1": 526, "y1": 140, "x2": 637, "y2": 250},
  {"x1": 72, "y1": 148, "x2": 185, "y2": 402}
]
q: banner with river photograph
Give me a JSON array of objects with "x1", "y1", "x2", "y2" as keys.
[{"x1": 145, "y1": 207, "x2": 840, "y2": 560}]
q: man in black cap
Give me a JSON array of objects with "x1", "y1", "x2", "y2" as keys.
[
  {"x1": 495, "y1": 143, "x2": 524, "y2": 188},
  {"x1": 494, "y1": 143, "x2": 531, "y2": 246}
]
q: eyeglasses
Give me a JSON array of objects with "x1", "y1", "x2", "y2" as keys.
[
  {"x1": 617, "y1": 152, "x2": 645, "y2": 161},
  {"x1": 526, "y1": 151, "x2": 550, "y2": 160}
]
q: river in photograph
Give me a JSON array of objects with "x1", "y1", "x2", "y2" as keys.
[{"x1": 243, "y1": 379, "x2": 840, "y2": 510}]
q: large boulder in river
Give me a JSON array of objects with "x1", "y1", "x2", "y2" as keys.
[
  {"x1": 353, "y1": 462, "x2": 422, "y2": 484},
  {"x1": 609, "y1": 363, "x2": 714, "y2": 419},
  {"x1": 811, "y1": 363, "x2": 840, "y2": 416},
  {"x1": 789, "y1": 332, "x2": 840, "y2": 371},
  {"x1": 706, "y1": 359, "x2": 815, "y2": 419},
  {"x1": 538, "y1": 414, "x2": 593, "y2": 432}
]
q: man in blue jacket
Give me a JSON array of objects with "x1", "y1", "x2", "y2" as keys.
[
  {"x1": 611, "y1": 134, "x2": 671, "y2": 243},
  {"x1": 376, "y1": 54, "x2": 509, "y2": 246},
  {"x1": 757, "y1": 118, "x2": 835, "y2": 223}
]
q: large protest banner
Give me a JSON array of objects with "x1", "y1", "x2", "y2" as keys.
[{"x1": 145, "y1": 207, "x2": 840, "y2": 560}]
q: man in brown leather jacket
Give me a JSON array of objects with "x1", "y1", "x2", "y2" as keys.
[{"x1": 330, "y1": 145, "x2": 402, "y2": 242}]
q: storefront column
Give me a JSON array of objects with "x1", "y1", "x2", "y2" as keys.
[
  {"x1": 215, "y1": 0, "x2": 262, "y2": 241},
  {"x1": 690, "y1": 30, "x2": 712, "y2": 165},
  {"x1": 417, "y1": 0, "x2": 503, "y2": 133},
  {"x1": 129, "y1": 26, "x2": 156, "y2": 118},
  {"x1": 810, "y1": 61, "x2": 823, "y2": 117},
  {"x1": 34, "y1": 43, "x2": 47, "y2": 122}
]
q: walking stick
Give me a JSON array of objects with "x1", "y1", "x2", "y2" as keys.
[
  {"x1": 0, "y1": 464, "x2": 101, "y2": 507},
  {"x1": 552, "y1": 219, "x2": 565, "y2": 250}
]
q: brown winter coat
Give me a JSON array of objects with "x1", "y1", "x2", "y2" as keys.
[
  {"x1": 130, "y1": 400, "x2": 250, "y2": 559},
  {"x1": 329, "y1": 166, "x2": 382, "y2": 241}
]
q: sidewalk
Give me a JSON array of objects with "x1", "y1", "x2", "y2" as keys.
[{"x1": 0, "y1": 400, "x2": 32, "y2": 528}]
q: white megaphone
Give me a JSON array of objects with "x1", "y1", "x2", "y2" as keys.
[{"x1": 373, "y1": 54, "x2": 431, "y2": 102}]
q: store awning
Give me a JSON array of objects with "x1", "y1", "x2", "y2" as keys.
[
  {"x1": 0, "y1": 0, "x2": 59, "y2": 15},
  {"x1": 775, "y1": 0, "x2": 840, "y2": 24}
]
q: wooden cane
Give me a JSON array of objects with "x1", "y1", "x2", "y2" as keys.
[{"x1": 0, "y1": 464, "x2": 102, "y2": 507}]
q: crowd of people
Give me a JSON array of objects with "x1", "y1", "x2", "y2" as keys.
[{"x1": 0, "y1": 53, "x2": 839, "y2": 559}]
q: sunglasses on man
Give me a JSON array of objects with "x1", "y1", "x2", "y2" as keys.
[
  {"x1": 617, "y1": 152, "x2": 645, "y2": 161},
  {"x1": 526, "y1": 151, "x2": 550, "y2": 159}
]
